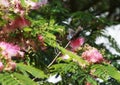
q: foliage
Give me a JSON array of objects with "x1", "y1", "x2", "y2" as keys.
[
  {"x1": 50, "y1": 62, "x2": 97, "y2": 85},
  {"x1": 0, "y1": 73, "x2": 37, "y2": 85},
  {"x1": 91, "y1": 64, "x2": 120, "y2": 82},
  {"x1": 0, "y1": 0, "x2": 120, "y2": 85}
]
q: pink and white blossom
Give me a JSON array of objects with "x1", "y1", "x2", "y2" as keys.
[
  {"x1": 25, "y1": 0, "x2": 48, "y2": 9},
  {"x1": 3, "y1": 16, "x2": 30, "y2": 32},
  {"x1": 0, "y1": 0, "x2": 9, "y2": 7},
  {"x1": 5, "y1": 61, "x2": 16, "y2": 71},
  {"x1": 82, "y1": 48, "x2": 104, "y2": 63},
  {"x1": 70, "y1": 37, "x2": 84, "y2": 51},
  {"x1": 11, "y1": 0, "x2": 24, "y2": 15},
  {"x1": 0, "y1": 42, "x2": 24, "y2": 58}
]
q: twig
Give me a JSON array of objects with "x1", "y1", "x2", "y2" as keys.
[{"x1": 47, "y1": 41, "x2": 71, "y2": 68}]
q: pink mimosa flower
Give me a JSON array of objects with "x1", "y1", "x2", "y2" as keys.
[
  {"x1": 25, "y1": 0, "x2": 48, "y2": 9},
  {"x1": 70, "y1": 37, "x2": 84, "y2": 51},
  {"x1": 9, "y1": 17, "x2": 30, "y2": 28},
  {"x1": 82, "y1": 48, "x2": 104, "y2": 63},
  {"x1": 18, "y1": 51, "x2": 24, "y2": 57},
  {"x1": 5, "y1": 61, "x2": 16, "y2": 71},
  {"x1": 0, "y1": 0, "x2": 9, "y2": 7},
  {"x1": 3, "y1": 16, "x2": 30, "y2": 32},
  {"x1": 11, "y1": 0, "x2": 24, "y2": 15},
  {"x1": 0, "y1": 62, "x2": 4, "y2": 72},
  {"x1": 0, "y1": 42, "x2": 24, "y2": 58}
]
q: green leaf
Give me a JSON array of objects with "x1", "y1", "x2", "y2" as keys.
[
  {"x1": 31, "y1": 0, "x2": 38, "y2": 2},
  {"x1": 104, "y1": 65, "x2": 120, "y2": 82},
  {"x1": 86, "y1": 75, "x2": 97, "y2": 85},
  {"x1": 20, "y1": 0, "x2": 26, "y2": 7},
  {"x1": 17, "y1": 63, "x2": 47, "y2": 79},
  {"x1": 13, "y1": 73, "x2": 37, "y2": 85},
  {"x1": 58, "y1": 46, "x2": 89, "y2": 67},
  {"x1": 23, "y1": 27, "x2": 32, "y2": 32},
  {"x1": 91, "y1": 64, "x2": 109, "y2": 81},
  {"x1": 91, "y1": 64, "x2": 120, "y2": 82},
  {"x1": 0, "y1": 73, "x2": 37, "y2": 85},
  {"x1": 50, "y1": 63, "x2": 73, "y2": 73}
]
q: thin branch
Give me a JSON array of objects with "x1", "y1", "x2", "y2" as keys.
[{"x1": 47, "y1": 41, "x2": 71, "y2": 68}]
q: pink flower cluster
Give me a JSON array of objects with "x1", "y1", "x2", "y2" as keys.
[
  {"x1": 0, "y1": 61, "x2": 16, "y2": 72},
  {"x1": 25, "y1": 0, "x2": 48, "y2": 9},
  {"x1": 3, "y1": 16, "x2": 30, "y2": 33},
  {"x1": 11, "y1": 0, "x2": 48, "y2": 15},
  {"x1": 70, "y1": 37, "x2": 84, "y2": 51},
  {"x1": 82, "y1": 48, "x2": 104, "y2": 63},
  {"x1": 0, "y1": 42, "x2": 24, "y2": 72},
  {"x1": 62, "y1": 37, "x2": 104, "y2": 64},
  {"x1": 0, "y1": 0, "x2": 9, "y2": 7},
  {"x1": 0, "y1": 42, "x2": 24, "y2": 58},
  {"x1": 12, "y1": 0, "x2": 25, "y2": 15},
  {"x1": 1, "y1": 0, "x2": 47, "y2": 33},
  {"x1": 0, "y1": 0, "x2": 48, "y2": 16}
]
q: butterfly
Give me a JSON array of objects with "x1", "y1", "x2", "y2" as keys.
[{"x1": 67, "y1": 26, "x2": 83, "y2": 41}]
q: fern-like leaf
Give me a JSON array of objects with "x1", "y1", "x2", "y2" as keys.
[
  {"x1": 0, "y1": 72, "x2": 37, "y2": 85},
  {"x1": 91, "y1": 64, "x2": 120, "y2": 82},
  {"x1": 17, "y1": 63, "x2": 47, "y2": 79},
  {"x1": 86, "y1": 75, "x2": 97, "y2": 85}
]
